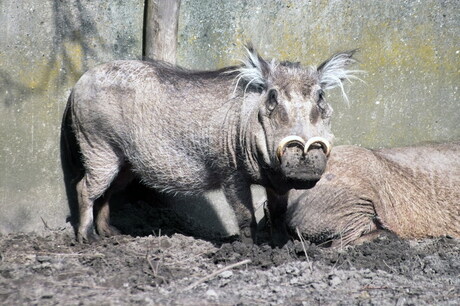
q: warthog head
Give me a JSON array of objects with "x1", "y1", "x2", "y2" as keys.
[{"x1": 233, "y1": 46, "x2": 359, "y2": 193}]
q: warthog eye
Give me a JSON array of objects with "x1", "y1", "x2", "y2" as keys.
[
  {"x1": 317, "y1": 89, "x2": 325, "y2": 102},
  {"x1": 266, "y1": 89, "x2": 278, "y2": 112},
  {"x1": 317, "y1": 89, "x2": 329, "y2": 113}
]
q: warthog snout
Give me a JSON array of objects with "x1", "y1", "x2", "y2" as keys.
[
  {"x1": 276, "y1": 136, "x2": 331, "y2": 190},
  {"x1": 304, "y1": 137, "x2": 332, "y2": 157},
  {"x1": 276, "y1": 136, "x2": 331, "y2": 160}
]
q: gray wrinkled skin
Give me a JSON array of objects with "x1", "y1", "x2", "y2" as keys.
[
  {"x1": 287, "y1": 143, "x2": 460, "y2": 247},
  {"x1": 65, "y1": 46, "x2": 357, "y2": 244}
]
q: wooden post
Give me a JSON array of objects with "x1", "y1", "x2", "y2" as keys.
[{"x1": 144, "y1": 0, "x2": 181, "y2": 63}]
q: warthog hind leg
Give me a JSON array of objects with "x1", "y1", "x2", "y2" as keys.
[
  {"x1": 76, "y1": 177, "x2": 99, "y2": 243},
  {"x1": 76, "y1": 143, "x2": 125, "y2": 243},
  {"x1": 95, "y1": 165, "x2": 134, "y2": 237}
]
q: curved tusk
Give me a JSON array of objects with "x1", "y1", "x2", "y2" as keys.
[
  {"x1": 304, "y1": 137, "x2": 332, "y2": 156},
  {"x1": 276, "y1": 135, "x2": 305, "y2": 161}
]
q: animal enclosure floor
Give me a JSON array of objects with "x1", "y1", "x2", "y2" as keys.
[{"x1": 1, "y1": 227, "x2": 459, "y2": 305}]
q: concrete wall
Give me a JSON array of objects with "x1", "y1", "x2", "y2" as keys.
[
  {"x1": 0, "y1": 0, "x2": 144, "y2": 233},
  {"x1": 177, "y1": 0, "x2": 459, "y2": 148},
  {"x1": 1, "y1": 0, "x2": 458, "y2": 235}
]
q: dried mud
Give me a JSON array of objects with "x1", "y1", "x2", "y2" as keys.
[{"x1": 1, "y1": 222, "x2": 459, "y2": 305}]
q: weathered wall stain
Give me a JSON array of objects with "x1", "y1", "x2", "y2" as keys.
[{"x1": 0, "y1": 0, "x2": 144, "y2": 233}]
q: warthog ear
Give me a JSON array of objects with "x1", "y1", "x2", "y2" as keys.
[
  {"x1": 317, "y1": 50, "x2": 362, "y2": 103},
  {"x1": 233, "y1": 44, "x2": 272, "y2": 92}
]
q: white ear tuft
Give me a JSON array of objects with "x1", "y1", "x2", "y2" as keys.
[
  {"x1": 231, "y1": 45, "x2": 272, "y2": 92},
  {"x1": 318, "y1": 51, "x2": 363, "y2": 104}
]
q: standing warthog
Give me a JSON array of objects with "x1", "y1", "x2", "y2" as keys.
[
  {"x1": 287, "y1": 143, "x2": 460, "y2": 247},
  {"x1": 63, "y1": 45, "x2": 359, "y2": 243}
]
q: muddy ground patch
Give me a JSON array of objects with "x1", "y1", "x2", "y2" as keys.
[{"x1": 1, "y1": 225, "x2": 459, "y2": 305}]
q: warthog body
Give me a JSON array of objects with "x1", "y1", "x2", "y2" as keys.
[
  {"x1": 287, "y1": 143, "x2": 460, "y2": 247},
  {"x1": 64, "y1": 46, "x2": 358, "y2": 243}
]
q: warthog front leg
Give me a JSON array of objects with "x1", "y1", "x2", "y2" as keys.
[
  {"x1": 223, "y1": 177, "x2": 257, "y2": 244},
  {"x1": 265, "y1": 188, "x2": 289, "y2": 247}
]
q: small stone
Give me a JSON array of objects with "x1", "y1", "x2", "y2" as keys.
[
  {"x1": 219, "y1": 271, "x2": 233, "y2": 279},
  {"x1": 36, "y1": 255, "x2": 52, "y2": 263},
  {"x1": 328, "y1": 274, "x2": 342, "y2": 287},
  {"x1": 310, "y1": 282, "x2": 326, "y2": 290},
  {"x1": 285, "y1": 265, "x2": 300, "y2": 275},
  {"x1": 206, "y1": 289, "x2": 218, "y2": 299},
  {"x1": 358, "y1": 291, "x2": 371, "y2": 299},
  {"x1": 396, "y1": 297, "x2": 407, "y2": 306},
  {"x1": 289, "y1": 277, "x2": 299, "y2": 285}
]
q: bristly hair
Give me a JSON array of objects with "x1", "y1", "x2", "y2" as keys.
[
  {"x1": 228, "y1": 44, "x2": 275, "y2": 94},
  {"x1": 317, "y1": 49, "x2": 364, "y2": 105}
]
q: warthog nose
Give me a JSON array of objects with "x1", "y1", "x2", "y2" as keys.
[
  {"x1": 276, "y1": 136, "x2": 331, "y2": 161},
  {"x1": 304, "y1": 137, "x2": 331, "y2": 157},
  {"x1": 276, "y1": 136, "x2": 305, "y2": 161}
]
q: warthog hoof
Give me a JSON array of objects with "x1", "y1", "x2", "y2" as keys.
[
  {"x1": 77, "y1": 228, "x2": 100, "y2": 244},
  {"x1": 97, "y1": 224, "x2": 121, "y2": 238},
  {"x1": 240, "y1": 226, "x2": 256, "y2": 245}
]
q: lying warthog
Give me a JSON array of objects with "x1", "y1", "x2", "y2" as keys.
[
  {"x1": 287, "y1": 142, "x2": 460, "y2": 247},
  {"x1": 63, "y1": 45, "x2": 359, "y2": 243}
]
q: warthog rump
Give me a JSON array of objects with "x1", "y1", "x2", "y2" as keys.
[
  {"x1": 63, "y1": 45, "x2": 359, "y2": 244},
  {"x1": 287, "y1": 143, "x2": 460, "y2": 247}
]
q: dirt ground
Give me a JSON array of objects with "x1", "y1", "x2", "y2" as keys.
[{"x1": 1, "y1": 206, "x2": 459, "y2": 306}]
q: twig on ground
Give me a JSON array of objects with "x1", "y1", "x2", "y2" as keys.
[
  {"x1": 383, "y1": 259, "x2": 397, "y2": 273},
  {"x1": 146, "y1": 254, "x2": 159, "y2": 275},
  {"x1": 185, "y1": 259, "x2": 251, "y2": 291},
  {"x1": 39, "y1": 217, "x2": 66, "y2": 232},
  {"x1": 35, "y1": 252, "x2": 105, "y2": 258},
  {"x1": 40, "y1": 217, "x2": 52, "y2": 231},
  {"x1": 146, "y1": 229, "x2": 168, "y2": 284},
  {"x1": 59, "y1": 282, "x2": 109, "y2": 290},
  {"x1": 152, "y1": 228, "x2": 162, "y2": 238},
  {"x1": 296, "y1": 227, "x2": 313, "y2": 271},
  {"x1": 360, "y1": 285, "x2": 389, "y2": 290},
  {"x1": 146, "y1": 253, "x2": 167, "y2": 284}
]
